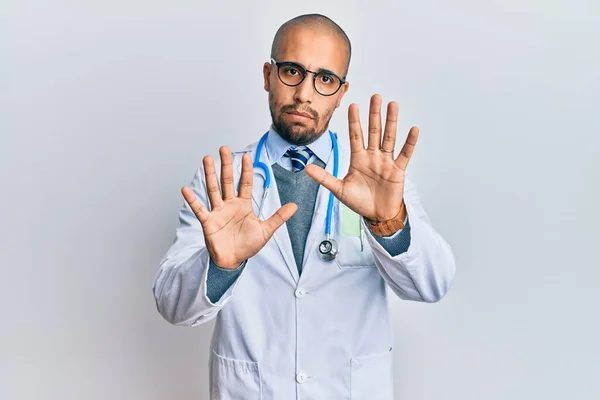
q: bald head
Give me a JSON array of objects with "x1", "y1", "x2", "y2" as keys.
[{"x1": 270, "y1": 14, "x2": 351, "y2": 77}]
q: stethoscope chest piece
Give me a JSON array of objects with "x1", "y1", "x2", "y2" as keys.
[{"x1": 318, "y1": 238, "x2": 339, "y2": 262}]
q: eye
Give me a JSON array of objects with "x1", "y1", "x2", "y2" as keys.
[
  {"x1": 318, "y1": 74, "x2": 335, "y2": 85},
  {"x1": 283, "y1": 67, "x2": 300, "y2": 76}
]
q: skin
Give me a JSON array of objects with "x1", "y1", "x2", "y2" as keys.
[
  {"x1": 264, "y1": 26, "x2": 349, "y2": 145},
  {"x1": 181, "y1": 25, "x2": 419, "y2": 269}
]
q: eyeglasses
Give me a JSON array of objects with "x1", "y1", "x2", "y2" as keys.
[{"x1": 270, "y1": 58, "x2": 346, "y2": 96}]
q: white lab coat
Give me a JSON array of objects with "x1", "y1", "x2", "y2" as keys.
[{"x1": 153, "y1": 136, "x2": 456, "y2": 400}]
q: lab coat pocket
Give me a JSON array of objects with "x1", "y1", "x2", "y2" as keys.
[
  {"x1": 350, "y1": 348, "x2": 394, "y2": 400},
  {"x1": 210, "y1": 350, "x2": 262, "y2": 400},
  {"x1": 336, "y1": 234, "x2": 376, "y2": 269}
]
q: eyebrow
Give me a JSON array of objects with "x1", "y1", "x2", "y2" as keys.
[
  {"x1": 288, "y1": 61, "x2": 341, "y2": 78},
  {"x1": 317, "y1": 68, "x2": 338, "y2": 76}
]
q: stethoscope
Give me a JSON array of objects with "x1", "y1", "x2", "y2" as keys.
[{"x1": 253, "y1": 130, "x2": 340, "y2": 262}]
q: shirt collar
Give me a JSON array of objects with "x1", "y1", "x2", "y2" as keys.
[{"x1": 265, "y1": 126, "x2": 332, "y2": 165}]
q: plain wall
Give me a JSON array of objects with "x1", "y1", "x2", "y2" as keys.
[{"x1": 1, "y1": 0, "x2": 598, "y2": 399}]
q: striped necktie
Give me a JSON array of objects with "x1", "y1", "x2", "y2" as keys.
[{"x1": 285, "y1": 146, "x2": 314, "y2": 172}]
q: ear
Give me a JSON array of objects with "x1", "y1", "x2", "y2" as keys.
[
  {"x1": 335, "y1": 81, "x2": 350, "y2": 108},
  {"x1": 263, "y1": 62, "x2": 272, "y2": 92}
]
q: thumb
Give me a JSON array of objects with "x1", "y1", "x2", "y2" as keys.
[
  {"x1": 262, "y1": 202, "x2": 298, "y2": 238},
  {"x1": 304, "y1": 164, "x2": 344, "y2": 199}
]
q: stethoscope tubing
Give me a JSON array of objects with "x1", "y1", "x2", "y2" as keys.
[{"x1": 253, "y1": 130, "x2": 339, "y2": 238}]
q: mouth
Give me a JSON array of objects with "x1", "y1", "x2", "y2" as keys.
[{"x1": 286, "y1": 111, "x2": 313, "y2": 120}]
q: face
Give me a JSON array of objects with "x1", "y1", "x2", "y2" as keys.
[{"x1": 263, "y1": 26, "x2": 350, "y2": 145}]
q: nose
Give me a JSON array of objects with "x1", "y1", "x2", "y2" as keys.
[{"x1": 293, "y1": 75, "x2": 314, "y2": 104}]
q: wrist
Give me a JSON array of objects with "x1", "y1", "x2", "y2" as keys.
[
  {"x1": 210, "y1": 258, "x2": 244, "y2": 271},
  {"x1": 365, "y1": 201, "x2": 407, "y2": 236}
]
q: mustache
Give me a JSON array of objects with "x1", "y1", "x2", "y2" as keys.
[{"x1": 280, "y1": 104, "x2": 318, "y2": 120}]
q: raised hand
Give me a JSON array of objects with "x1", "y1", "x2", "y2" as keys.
[
  {"x1": 304, "y1": 94, "x2": 419, "y2": 222},
  {"x1": 182, "y1": 147, "x2": 298, "y2": 269}
]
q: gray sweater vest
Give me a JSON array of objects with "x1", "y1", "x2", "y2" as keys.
[{"x1": 272, "y1": 158, "x2": 326, "y2": 274}]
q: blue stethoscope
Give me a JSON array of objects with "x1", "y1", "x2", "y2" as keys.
[{"x1": 253, "y1": 130, "x2": 340, "y2": 261}]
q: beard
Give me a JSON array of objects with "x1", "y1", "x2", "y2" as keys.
[{"x1": 269, "y1": 97, "x2": 334, "y2": 146}]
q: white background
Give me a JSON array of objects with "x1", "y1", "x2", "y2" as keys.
[{"x1": 1, "y1": 0, "x2": 599, "y2": 399}]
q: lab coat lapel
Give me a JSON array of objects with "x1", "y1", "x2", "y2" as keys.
[{"x1": 238, "y1": 142, "x2": 300, "y2": 283}]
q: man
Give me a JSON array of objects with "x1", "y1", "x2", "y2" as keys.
[{"x1": 153, "y1": 13, "x2": 455, "y2": 400}]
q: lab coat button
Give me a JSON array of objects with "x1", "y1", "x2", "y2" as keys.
[
  {"x1": 295, "y1": 289, "x2": 305, "y2": 298},
  {"x1": 296, "y1": 373, "x2": 307, "y2": 383}
]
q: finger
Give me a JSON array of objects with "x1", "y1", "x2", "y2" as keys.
[
  {"x1": 395, "y1": 126, "x2": 420, "y2": 170},
  {"x1": 181, "y1": 186, "x2": 210, "y2": 224},
  {"x1": 367, "y1": 94, "x2": 383, "y2": 150},
  {"x1": 381, "y1": 101, "x2": 399, "y2": 154},
  {"x1": 262, "y1": 202, "x2": 298, "y2": 238},
  {"x1": 237, "y1": 153, "x2": 253, "y2": 200},
  {"x1": 348, "y1": 103, "x2": 365, "y2": 154},
  {"x1": 304, "y1": 164, "x2": 344, "y2": 200},
  {"x1": 219, "y1": 146, "x2": 235, "y2": 201},
  {"x1": 203, "y1": 155, "x2": 223, "y2": 209}
]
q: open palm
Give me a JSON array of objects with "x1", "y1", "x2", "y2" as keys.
[
  {"x1": 305, "y1": 94, "x2": 419, "y2": 222},
  {"x1": 182, "y1": 147, "x2": 297, "y2": 269}
]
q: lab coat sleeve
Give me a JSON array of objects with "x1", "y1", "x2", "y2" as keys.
[
  {"x1": 152, "y1": 166, "x2": 246, "y2": 327},
  {"x1": 362, "y1": 177, "x2": 456, "y2": 303}
]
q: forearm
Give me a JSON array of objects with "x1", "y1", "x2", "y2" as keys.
[
  {"x1": 153, "y1": 247, "x2": 217, "y2": 326},
  {"x1": 152, "y1": 166, "x2": 247, "y2": 326},
  {"x1": 364, "y1": 180, "x2": 456, "y2": 303}
]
